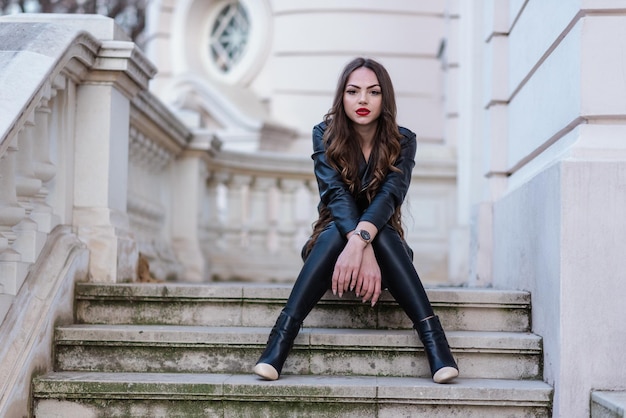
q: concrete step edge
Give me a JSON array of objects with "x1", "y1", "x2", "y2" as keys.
[
  {"x1": 55, "y1": 325, "x2": 543, "y2": 352},
  {"x1": 74, "y1": 282, "x2": 531, "y2": 307},
  {"x1": 33, "y1": 372, "x2": 552, "y2": 406}
]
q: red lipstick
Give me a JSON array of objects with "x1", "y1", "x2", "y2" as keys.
[{"x1": 356, "y1": 108, "x2": 370, "y2": 116}]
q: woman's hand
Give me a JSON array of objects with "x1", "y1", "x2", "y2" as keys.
[
  {"x1": 331, "y1": 237, "x2": 366, "y2": 298},
  {"x1": 355, "y1": 245, "x2": 382, "y2": 306},
  {"x1": 333, "y1": 221, "x2": 378, "y2": 299}
]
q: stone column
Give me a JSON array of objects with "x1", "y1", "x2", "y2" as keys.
[
  {"x1": 485, "y1": 4, "x2": 626, "y2": 416},
  {"x1": 466, "y1": 0, "x2": 510, "y2": 287},
  {"x1": 73, "y1": 40, "x2": 157, "y2": 283},
  {"x1": 171, "y1": 151, "x2": 209, "y2": 282},
  {"x1": 73, "y1": 82, "x2": 137, "y2": 282}
]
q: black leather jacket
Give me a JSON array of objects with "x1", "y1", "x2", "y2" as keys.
[{"x1": 312, "y1": 121, "x2": 417, "y2": 237}]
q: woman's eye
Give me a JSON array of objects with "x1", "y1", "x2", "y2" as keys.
[
  {"x1": 346, "y1": 90, "x2": 357, "y2": 95},
  {"x1": 370, "y1": 90, "x2": 381, "y2": 96}
]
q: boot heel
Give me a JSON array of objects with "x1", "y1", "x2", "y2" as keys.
[{"x1": 415, "y1": 315, "x2": 459, "y2": 384}]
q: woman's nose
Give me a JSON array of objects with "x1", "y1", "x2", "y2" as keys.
[{"x1": 358, "y1": 92, "x2": 367, "y2": 103}]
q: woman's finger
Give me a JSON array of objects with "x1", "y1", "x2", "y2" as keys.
[
  {"x1": 331, "y1": 267, "x2": 340, "y2": 296},
  {"x1": 354, "y1": 273, "x2": 364, "y2": 297},
  {"x1": 362, "y1": 276, "x2": 374, "y2": 303},
  {"x1": 371, "y1": 278, "x2": 382, "y2": 307}
]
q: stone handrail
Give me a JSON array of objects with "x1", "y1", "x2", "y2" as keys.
[
  {"x1": 1, "y1": 17, "x2": 101, "y2": 322},
  {"x1": 0, "y1": 15, "x2": 192, "y2": 321}
]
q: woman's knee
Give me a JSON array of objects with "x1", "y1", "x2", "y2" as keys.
[
  {"x1": 374, "y1": 224, "x2": 414, "y2": 261},
  {"x1": 301, "y1": 222, "x2": 345, "y2": 262}
]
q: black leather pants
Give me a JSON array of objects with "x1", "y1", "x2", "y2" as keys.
[{"x1": 282, "y1": 222, "x2": 434, "y2": 324}]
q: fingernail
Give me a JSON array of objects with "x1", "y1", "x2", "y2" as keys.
[{"x1": 332, "y1": 289, "x2": 336, "y2": 295}]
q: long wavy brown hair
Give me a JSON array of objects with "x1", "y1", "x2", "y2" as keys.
[{"x1": 305, "y1": 57, "x2": 405, "y2": 256}]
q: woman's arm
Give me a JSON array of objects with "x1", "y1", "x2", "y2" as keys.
[
  {"x1": 354, "y1": 244, "x2": 382, "y2": 306},
  {"x1": 312, "y1": 123, "x2": 361, "y2": 236},
  {"x1": 331, "y1": 219, "x2": 377, "y2": 298},
  {"x1": 359, "y1": 128, "x2": 417, "y2": 230}
]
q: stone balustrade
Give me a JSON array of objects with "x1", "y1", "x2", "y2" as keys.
[
  {"x1": 0, "y1": 49, "x2": 79, "y2": 320},
  {"x1": 202, "y1": 145, "x2": 318, "y2": 282},
  {"x1": 0, "y1": 15, "x2": 167, "y2": 323}
]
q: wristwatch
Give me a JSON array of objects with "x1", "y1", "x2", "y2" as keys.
[{"x1": 352, "y1": 229, "x2": 371, "y2": 244}]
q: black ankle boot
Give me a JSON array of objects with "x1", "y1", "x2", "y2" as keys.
[
  {"x1": 415, "y1": 315, "x2": 459, "y2": 384},
  {"x1": 253, "y1": 311, "x2": 302, "y2": 380}
]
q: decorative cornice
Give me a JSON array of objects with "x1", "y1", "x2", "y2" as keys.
[
  {"x1": 84, "y1": 40, "x2": 157, "y2": 99},
  {"x1": 95, "y1": 41, "x2": 157, "y2": 86}
]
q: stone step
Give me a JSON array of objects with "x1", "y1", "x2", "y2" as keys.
[
  {"x1": 75, "y1": 282, "x2": 531, "y2": 332},
  {"x1": 54, "y1": 324, "x2": 542, "y2": 380},
  {"x1": 32, "y1": 371, "x2": 553, "y2": 418},
  {"x1": 592, "y1": 391, "x2": 626, "y2": 417}
]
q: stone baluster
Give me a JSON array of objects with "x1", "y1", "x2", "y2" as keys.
[
  {"x1": 14, "y1": 115, "x2": 44, "y2": 263},
  {"x1": 205, "y1": 171, "x2": 229, "y2": 250},
  {"x1": 248, "y1": 176, "x2": 276, "y2": 253},
  {"x1": 301, "y1": 179, "x2": 319, "y2": 242},
  {"x1": 0, "y1": 137, "x2": 28, "y2": 294},
  {"x1": 31, "y1": 96, "x2": 58, "y2": 233},
  {"x1": 224, "y1": 174, "x2": 252, "y2": 249},
  {"x1": 278, "y1": 178, "x2": 303, "y2": 254}
]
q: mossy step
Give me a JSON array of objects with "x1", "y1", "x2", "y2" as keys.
[
  {"x1": 54, "y1": 324, "x2": 542, "y2": 380},
  {"x1": 33, "y1": 372, "x2": 552, "y2": 418},
  {"x1": 75, "y1": 282, "x2": 530, "y2": 332}
]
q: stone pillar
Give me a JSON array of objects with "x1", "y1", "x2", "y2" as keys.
[
  {"x1": 72, "y1": 39, "x2": 157, "y2": 283},
  {"x1": 485, "y1": 4, "x2": 626, "y2": 416},
  {"x1": 467, "y1": 0, "x2": 509, "y2": 287},
  {"x1": 73, "y1": 83, "x2": 137, "y2": 282},
  {"x1": 171, "y1": 151, "x2": 209, "y2": 282}
]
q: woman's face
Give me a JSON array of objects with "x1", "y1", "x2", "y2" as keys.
[{"x1": 343, "y1": 67, "x2": 382, "y2": 129}]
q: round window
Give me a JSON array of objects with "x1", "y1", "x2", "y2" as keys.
[
  {"x1": 197, "y1": 0, "x2": 271, "y2": 85},
  {"x1": 209, "y1": 2, "x2": 250, "y2": 74}
]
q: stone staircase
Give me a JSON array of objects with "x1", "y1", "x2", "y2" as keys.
[{"x1": 32, "y1": 282, "x2": 553, "y2": 417}]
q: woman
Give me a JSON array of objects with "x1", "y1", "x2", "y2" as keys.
[{"x1": 253, "y1": 57, "x2": 459, "y2": 384}]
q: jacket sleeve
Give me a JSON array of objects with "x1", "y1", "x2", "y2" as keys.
[
  {"x1": 359, "y1": 128, "x2": 417, "y2": 231},
  {"x1": 311, "y1": 123, "x2": 360, "y2": 236}
]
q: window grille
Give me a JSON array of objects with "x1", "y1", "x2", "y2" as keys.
[{"x1": 209, "y1": 2, "x2": 250, "y2": 73}]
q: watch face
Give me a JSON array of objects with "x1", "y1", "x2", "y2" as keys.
[{"x1": 360, "y1": 230, "x2": 371, "y2": 241}]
